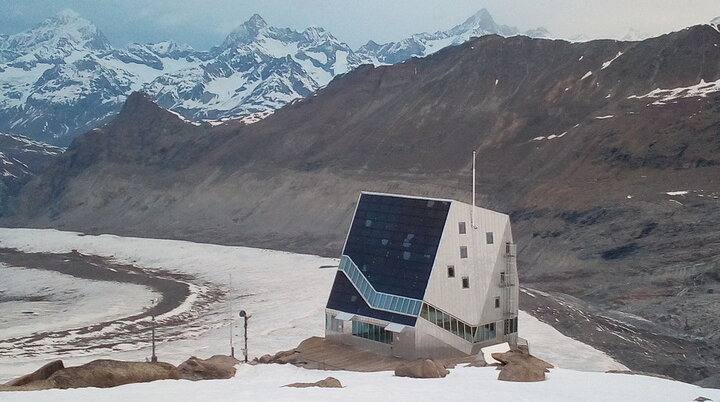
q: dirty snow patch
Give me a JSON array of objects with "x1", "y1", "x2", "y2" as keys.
[
  {"x1": 627, "y1": 78, "x2": 720, "y2": 104},
  {"x1": 601, "y1": 52, "x2": 623, "y2": 70}
]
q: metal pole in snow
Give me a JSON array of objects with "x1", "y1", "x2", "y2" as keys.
[
  {"x1": 229, "y1": 273, "x2": 234, "y2": 358},
  {"x1": 150, "y1": 297, "x2": 157, "y2": 363},
  {"x1": 239, "y1": 310, "x2": 248, "y2": 363}
]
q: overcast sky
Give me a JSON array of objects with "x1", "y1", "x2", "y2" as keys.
[{"x1": 1, "y1": 0, "x2": 718, "y2": 49}]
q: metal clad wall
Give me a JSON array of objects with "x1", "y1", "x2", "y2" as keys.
[{"x1": 422, "y1": 201, "x2": 514, "y2": 326}]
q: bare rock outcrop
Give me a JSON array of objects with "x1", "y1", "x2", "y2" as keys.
[
  {"x1": 394, "y1": 359, "x2": 449, "y2": 378},
  {"x1": 492, "y1": 350, "x2": 553, "y2": 382},
  {"x1": 177, "y1": 355, "x2": 240, "y2": 380},
  {"x1": 4, "y1": 360, "x2": 64, "y2": 387},
  {"x1": 285, "y1": 377, "x2": 343, "y2": 388},
  {"x1": 47, "y1": 360, "x2": 180, "y2": 389}
]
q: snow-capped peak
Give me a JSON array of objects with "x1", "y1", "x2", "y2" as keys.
[
  {"x1": 448, "y1": 8, "x2": 516, "y2": 37},
  {"x1": 303, "y1": 26, "x2": 330, "y2": 42},
  {"x1": 0, "y1": 8, "x2": 111, "y2": 59},
  {"x1": 457, "y1": 8, "x2": 496, "y2": 30},
  {"x1": 221, "y1": 14, "x2": 274, "y2": 47},
  {"x1": 246, "y1": 13, "x2": 269, "y2": 29}
]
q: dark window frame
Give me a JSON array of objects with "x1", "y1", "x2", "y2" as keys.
[{"x1": 460, "y1": 246, "x2": 468, "y2": 259}]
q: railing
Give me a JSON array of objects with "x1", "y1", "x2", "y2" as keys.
[{"x1": 338, "y1": 255, "x2": 423, "y2": 317}]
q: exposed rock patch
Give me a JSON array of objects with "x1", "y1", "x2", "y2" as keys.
[
  {"x1": 394, "y1": 359, "x2": 449, "y2": 379},
  {"x1": 1, "y1": 355, "x2": 239, "y2": 392},
  {"x1": 45, "y1": 359, "x2": 179, "y2": 389},
  {"x1": 4, "y1": 360, "x2": 64, "y2": 387},
  {"x1": 285, "y1": 377, "x2": 343, "y2": 388},
  {"x1": 492, "y1": 350, "x2": 553, "y2": 382},
  {"x1": 177, "y1": 355, "x2": 240, "y2": 380}
]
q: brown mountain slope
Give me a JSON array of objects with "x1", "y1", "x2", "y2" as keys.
[{"x1": 5, "y1": 26, "x2": 720, "y2": 382}]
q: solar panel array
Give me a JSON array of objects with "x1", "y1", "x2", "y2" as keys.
[{"x1": 326, "y1": 193, "x2": 450, "y2": 325}]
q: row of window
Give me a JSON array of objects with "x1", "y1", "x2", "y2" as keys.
[
  {"x1": 420, "y1": 303, "x2": 498, "y2": 343},
  {"x1": 338, "y1": 255, "x2": 423, "y2": 316},
  {"x1": 447, "y1": 267, "x2": 512, "y2": 291},
  {"x1": 445, "y1": 265, "x2": 470, "y2": 288},
  {"x1": 352, "y1": 320, "x2": 393, "y2": 344},
  {"x1": 457, "y1": 221, "x2": 494, "y2": 244}
]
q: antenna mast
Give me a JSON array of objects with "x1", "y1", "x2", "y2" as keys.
[{"x1": 472, "y1": 151, "x2": 477, "y2": 229}]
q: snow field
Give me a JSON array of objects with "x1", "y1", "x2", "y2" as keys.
[{"x1": 3, "y1": 228, "x2": 717, "y2": 401}]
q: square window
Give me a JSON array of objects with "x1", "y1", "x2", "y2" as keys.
[
  {"x1": 462, "y1": 277, "x2": 469, "y2": 289},
  {"x1": 458, "y1": 222, "x2": 466, "y2": 234},
  {"x1": 447, "y1": 265, "x2": 455, "y2": 278},
  {"x1": 486, "y1": 232, "x2": 494, "y2": 244},
  {"x1": 495, "y1": 297, "x2": 500, "y2": 308},
  {"x1": 460, "y1": 246, "x2": 468, "y2": 258}
]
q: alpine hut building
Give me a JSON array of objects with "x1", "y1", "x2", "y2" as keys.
[{"x1": 324, "y1": 191, "x2": 519, "y2": 359}]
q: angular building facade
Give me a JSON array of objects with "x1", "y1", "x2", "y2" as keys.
[{"x1": 325, "y1": 192, "x2": 518, "y2": 359}]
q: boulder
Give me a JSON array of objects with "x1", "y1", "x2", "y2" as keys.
[
  {"x1": 4, "y1": 360, "x2": 64, "y2": 387},
  {"x1": 257, "y1": 354, "x2": 273, "y2": 364},
  {"x1": 492, "y1": 350, "x2": 553, "y2": 382},
  {"x1": 47, "y1": 360, "x2": 179, "y2": 389},
  {"x1": 497, "y1": 360, "x2": 547, "y2": 382},
  {"x1": 394, "y1": 359, "x2": 449, "y2": 378},
  {"x1": 177, "y1": 355, "x2": 240, "y2": 381},
  {"x1": 285, "y1": 377, "x2": 343, "y2": 388}
]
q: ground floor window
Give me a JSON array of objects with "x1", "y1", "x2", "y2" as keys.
[
  {"x1": 473, "y1": 322, "x2": 496, "y2": 343},
  {"x1": 325, "y1": 313, "x2": 343, "y2": 333},
  {"x1": 351, "y1": 320, "x2": 393, "y2": 344},
  {"x1": 420, "y1": 303, "x2": 496, "y2": 343},
  {"x1": 504, "y1": 317, "x2": 518, "y2": 334}
]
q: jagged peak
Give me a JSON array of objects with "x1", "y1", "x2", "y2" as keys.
[
  {"x1": 246, "y1": 14, "x2": 268, "y2": 29},
  {"x1": 222, "y1": 14, "x2": 272, "y2": 47},
  {"x1": 462, "y1": 8, "x2": 495, "y2": 26},
  {"x1": 302, "y1": 25, "x2": 339, "y2": 44}
]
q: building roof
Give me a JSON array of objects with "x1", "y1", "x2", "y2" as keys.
[{"x1": 327, "y1": 192, "x2": 450, "y2": 324}]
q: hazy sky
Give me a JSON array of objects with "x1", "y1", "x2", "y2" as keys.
[{"x1": 1, "y1": 0, "x2": 718, "y2": 49}]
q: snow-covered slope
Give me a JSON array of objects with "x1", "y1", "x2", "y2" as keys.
[
  {"x1": 0, "y1": 9, "x2": 549, "y2": 144},
  {"x1": 0, "y1": 228, "x2": 623, "y2": 383},
  {"x1": 0, "y1": 228, "x2": 717, "y2": 401}
]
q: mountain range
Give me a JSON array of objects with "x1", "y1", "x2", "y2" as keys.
[{"x1": 0, "y1": 8, "x2": 548, "y2": 145}]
